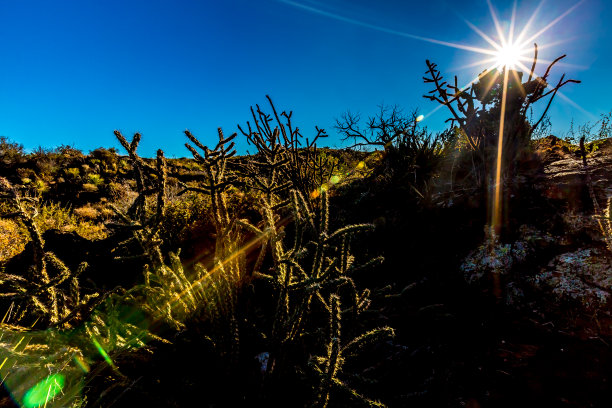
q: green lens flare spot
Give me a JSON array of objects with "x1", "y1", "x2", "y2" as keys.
[
  {"x1": 23, "y1": 374, "x2": 65, "y2": 408},
  {"x1": 92, "y1": 338, "x2": 116, "y2": 369}
]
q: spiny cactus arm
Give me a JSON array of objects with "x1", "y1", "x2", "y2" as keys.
[
  {"x1": 339, "y1": 236, "x2": 351, "y2": 275},
  {"x1": 29, "y1": 254, "x2": 83, "y2": 294},
  {"x1": 326, "y1": 223, "x2": 375, "y2": 242},
  {"x1": 319, "y1": 190, "x2": 329, "y2": 235},
  {"x1": 308, "y1": 126, "x2": 328, "y2": 149},
  {"x1": 266, "y1": 95, "x2": 291, "y2": 145},
  {"x1": 154, "y1": 149, "x2": 167, "y2": 227},
  {"x1": 346, "y1": 256, "x2": 384, "y2": 276},
  {"x1": 423, "y1": 61, "x2": 461, "y2": 115},
  {"x1": 352, "y1": 288, "x2": 372, "y2": 315},
  {"x1": 114, "y1": 131, "x2": 146, "y2": 192},
  {"x1": 314, "y1": 294, "x2": 342, "y2": 408},
  {"x1": 293, "y1": 189, "x2": 317, "y2": 232},
  {"x1": 183, "y1": 129, "x2": 207, "y2": 152},
  {"x1": 50, "y1": 289, "x2": 114, "y2": 329},
  {"x1": 331, "y1": 379, "x2": 387, "y2": 407},
  {"x1": 214, "y1": 128, "x2": 237, "y2": 151},
  {"x1": 277, "y1": 258, "x2": 307, "y2": 279},
  {"x1": 129, "y1": 131, "x2": 141, "y2": 153},
  {"x1": 341, "y1": 327, "x2": 395, "y2": 359},
  {"x1": 289, "y1": 260, "x2": 341, "y2": 292},
  {"x1": 184, "y1": 142, "x2": 206, "y2": 163},
  {"x1": 524, "y1": 49, "x2": 579, "y2": 108},
  {"x1": 271, "y1": 266, "x2": 293, "y2": 338},
  {"x1": 114, "y1": 129, "x2": 132, "y2": 153}
]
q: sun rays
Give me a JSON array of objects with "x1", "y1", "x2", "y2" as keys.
[
  {"x1": 277, "y1": 0, "x2": 586, "y2": 234},
  {"x1": 277, "y1": 0, "x2": 585, "y2": 115}
]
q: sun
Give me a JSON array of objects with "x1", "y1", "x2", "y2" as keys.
[{"x1": 495, "y1": 42, "x2": 524, "y2": 70}]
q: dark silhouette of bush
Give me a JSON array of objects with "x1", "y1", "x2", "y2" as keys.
[{"x1": 423, "y1": 47, "x2": 579, "y2": 190}]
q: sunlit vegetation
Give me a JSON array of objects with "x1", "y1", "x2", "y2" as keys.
[{"x1": 0, "y1": 59, "x2": 611, "y2": 407}]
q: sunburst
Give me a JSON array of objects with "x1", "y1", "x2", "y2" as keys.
[{"x1": 277, "y1": 0, "x2": 585, "y2": 233}]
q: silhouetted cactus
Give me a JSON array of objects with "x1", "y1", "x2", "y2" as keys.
[
  {"x1": 109, "y1": 131, "x2": 168, "y2": 268},
  {"x1": 423, "y1": 47, "x2": 580, "y2": 185},
  {"x1": 238, "y1": 95, "x2": 336, "y2": 200}
]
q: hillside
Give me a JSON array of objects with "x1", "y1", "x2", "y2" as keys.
[{"x1": 0, "y1": 128, "x2": 611, "y2": 407}]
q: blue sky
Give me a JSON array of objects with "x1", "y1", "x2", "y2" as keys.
[{"x1": 0, "y1": 0, "x2": 607, "y2": 157}]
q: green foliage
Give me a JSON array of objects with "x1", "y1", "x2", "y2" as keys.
[{"x1": 86, "y1": 173, "x2": 104, "y2": 187}]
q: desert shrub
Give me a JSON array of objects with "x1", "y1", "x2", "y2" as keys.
[
  {"x1": 55, "y1": 145, "x2": 84, "y2": 165},
  {"x1": 34, "y1": 202, "x2": 106, "y2": 240},
  {"x1": 73, "y1": 205, "x2": 100, "y2": 221},
  {"x1": 336, "y1": 105, "x2": 453, "y2": 202},
  {"x1": 81, "y1": 183, "x2": 98, "y2": 193},
  {"x1": 0, "y1": 136, "x2": 25, "y2": 169},
  {"x1": 90, "y1": 147, "x2": 119, "y2": 180},
  {"x1": 32, "y1": 178, "x2": 49, "y2": 195},
  {"x1": 63, "y1": 167, "x2": 80, "y2": 180},
  {"x1": 105, "y1": 181, "x2": 133, "y2": 203},
  {"x1": 158, "y1": 190, "x2": 210, "y2": 248},
  {"x1": 86, "y1": 173, "x2": 104, "y2": 187},
  {"x1": 563, "y1": 112, "x2": 612, "y2": 146},
  {"x1": 30, "y1": 146, "x2": 59, "y2": 176},
  {"x1": 16, "y1": 167, "x2": 35, "y2": 181},
  {"x1": 0, "y1": 218, "x2": 28, "y2": 262}
]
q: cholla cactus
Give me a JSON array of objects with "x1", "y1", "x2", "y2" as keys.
[
  {"x1": 233, "y1": 104, "x2": 387, "y2": 404},
  {"x1": 108, "y1": 131, "x2": 168, "y2": 268},
  {"x1": 240, "y1": 184, "x2": 385, "y2": 405},
  {"x1": 238, "y1": 95, "x2": 337, "y2": 201},
  {"x1": 0, "y1": 177, "x2": 98, "y2": 328},
  {"x1": 311, "y1": 294, "x2": 393, "y2": 408},
  {"x1": 179, "y1": 128, "x2": 244, "y2": 289}
]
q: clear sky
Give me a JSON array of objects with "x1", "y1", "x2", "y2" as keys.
[{"x1": 0, "y1": 0, "x2": 607, "y2": 157}]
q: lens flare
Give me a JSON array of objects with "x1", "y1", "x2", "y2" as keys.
[{"x1": 22, "y1": 374, "x2": 65, "y2": 408}]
